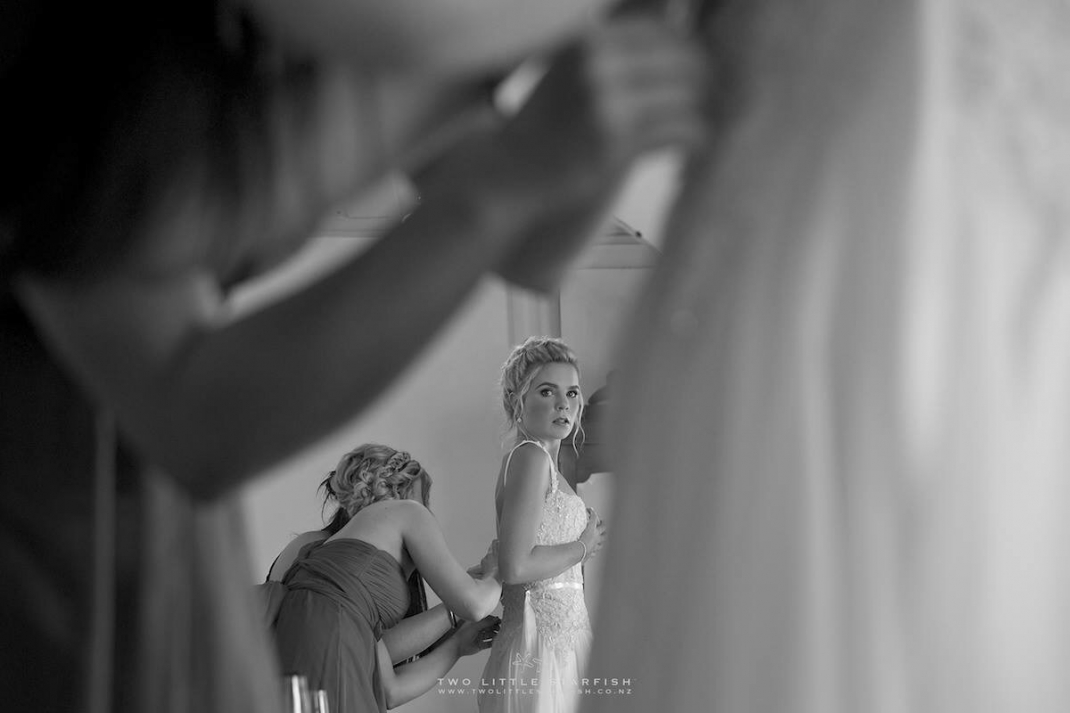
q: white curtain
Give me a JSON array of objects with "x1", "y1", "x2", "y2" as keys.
[{"x1": 584, "y1": 1, "x2": 1070, "y2": 711}]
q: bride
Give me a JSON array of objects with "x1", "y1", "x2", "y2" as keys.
[{"x1": 478, "y1": 337, "x2": 606, "y2": 713}]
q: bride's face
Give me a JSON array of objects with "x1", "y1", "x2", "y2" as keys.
[{"x1": 519, "y1": 362, "x2": 581, "y2": 444}]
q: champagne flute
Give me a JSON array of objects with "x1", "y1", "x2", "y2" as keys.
[
  {"x1": 281, "y1": 674, "x2": 313, "y2": 713},
  {"x1": 311, "y1": 689, "x2": 331, "y2": 713}
]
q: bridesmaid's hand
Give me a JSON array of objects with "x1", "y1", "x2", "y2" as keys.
[
  {"x1": 454, "y1": 615, "x2": 502, "y2": 657},
  {"x1": 468, "y1": 539, "x2": 500, "y2": 581}
]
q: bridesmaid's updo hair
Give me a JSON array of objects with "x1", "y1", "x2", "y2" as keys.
[
  {"x1": 318, "y1": 444, "x2": 432, "y2": 534},
  {"x1": 500, "y1": 336, "x2": 583, "y2": 438}
]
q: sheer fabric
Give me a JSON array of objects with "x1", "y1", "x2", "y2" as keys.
[{"x1": 584, "y1": 1, "x2": 1070, "y2": 712}]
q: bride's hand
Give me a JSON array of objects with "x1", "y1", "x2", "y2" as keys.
[{"x1": 579, "y1": 507, "x2": 606, "y2": 561}]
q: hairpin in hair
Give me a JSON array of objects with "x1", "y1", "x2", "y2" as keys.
[{"x1": 386, "y1": 451, "x2": 412, "y2": 473}]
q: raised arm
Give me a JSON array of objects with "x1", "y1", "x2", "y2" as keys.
[
  {"x1": 13, "y1": 122, "x2": 572, "y2": 502},
  {"x1": 241, "y1": 0, "x2": 613, "y2": 76},
  {"x1": 488, "y1": 16, "x2": 712, "y2": 291},
  {"x1": 399, "y1": 502, "x2": 501, "y2": 622},
  {"x1": 497, "y1": 444, "x2": 602, "y2": 584},
  {"x1": 13, "y1": 14, "x2": 710, "y2": 503}
]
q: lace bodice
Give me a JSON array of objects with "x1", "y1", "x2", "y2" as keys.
[{"x1": 497, "y1": 441, "x2": 590, "y2": 653}]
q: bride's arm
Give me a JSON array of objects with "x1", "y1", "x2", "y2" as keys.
[{"x1": 497, "y1": 445, "x2": 596, "y2": 584}]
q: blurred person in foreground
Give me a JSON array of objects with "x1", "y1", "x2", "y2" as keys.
[{"x1": 0, "y1": 1, "x2": 711, "y2": 712}]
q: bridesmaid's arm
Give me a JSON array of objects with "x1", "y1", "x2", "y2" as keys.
[
  {"x1": 497, "y1": 444, "x2": 588, "y2": 584},
  {"x1": 376, "y1": 638, "x2": 460, "y2": 709},
  {"x1": 377, "y1": 617, "x2": 500, "y2": 709},
  {"x1": 398, "y1": 501, "x2": 501, "y2": 622},
  {"x1": 380, "y1": 604, "x2": 453, "y2": 664}
]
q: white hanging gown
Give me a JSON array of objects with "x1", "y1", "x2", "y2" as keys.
[
  {"x1": 480, "y1": 441, "x2": 591, "y2": 713},
  {"x1": 583, "y1": 1, "x2": 1070, "y2": 712}
]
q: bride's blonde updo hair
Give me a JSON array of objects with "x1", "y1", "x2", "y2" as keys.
[
  {"x1": 500, "y1": 336, "x2": 583, "y2": 443},
  {"x1": 318, "y1": 444, "x2": 431, "y2": 530}
]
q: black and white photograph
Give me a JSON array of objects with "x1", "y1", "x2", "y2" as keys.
[{"x1": 3, "y1": 1, "x2": 1068, "y2": 712}]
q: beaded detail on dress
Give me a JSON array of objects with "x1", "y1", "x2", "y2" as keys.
[{"x1": 497, "y1": 442, "x2": 590, "y2": 654}]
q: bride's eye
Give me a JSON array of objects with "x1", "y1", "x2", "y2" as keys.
[
  {"x1": 567, "y1": 389, "x2": 579, "y2": 398},
  {"x1": 539, "y1": 388, "x2": 553, "y2": 397}
]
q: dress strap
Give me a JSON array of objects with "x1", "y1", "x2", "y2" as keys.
[{"x1": 502, "y1": 440, "x2": 559, "y2": 495}]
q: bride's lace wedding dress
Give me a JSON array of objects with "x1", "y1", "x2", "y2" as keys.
[{"x1": 480, "y1": 441, "x2": 591, "y2": 713}]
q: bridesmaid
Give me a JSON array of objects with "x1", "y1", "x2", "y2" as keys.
[{"x1": 271, "y1": 444, "x2": 501, "y2": 712}]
